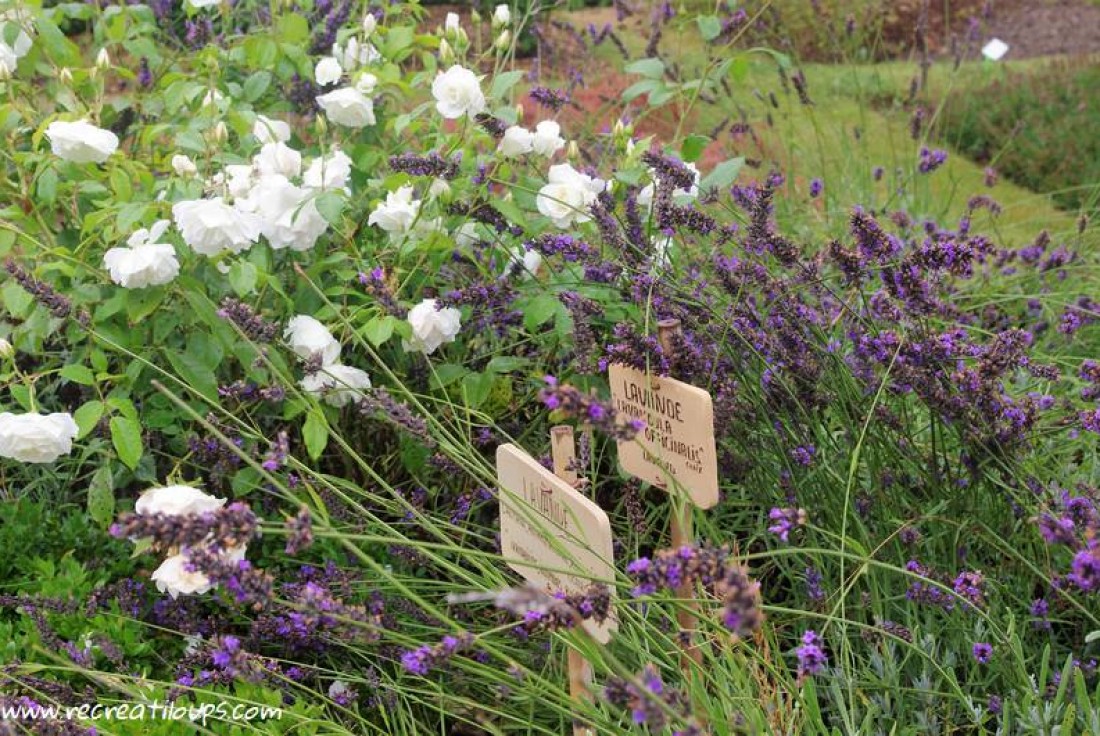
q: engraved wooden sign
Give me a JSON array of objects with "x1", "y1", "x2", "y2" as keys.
[
  {"x1": 609, "y1": 362, "x2": 719, "y2": 509},
  {"x1": 496, "y1": 443, "x2": 617, "y2": 643}
]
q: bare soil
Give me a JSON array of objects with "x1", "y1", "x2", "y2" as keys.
[{"x1": 983, "y1": 0, "x2": 1100, "y2": 59}]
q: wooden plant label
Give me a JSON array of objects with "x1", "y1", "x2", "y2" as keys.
[
  {"x1": 496, "y1": 443, "x2": 617, "y2": 643},
  {"x1": 609, "y1": 363, "x2": 719, "y2": 509}
]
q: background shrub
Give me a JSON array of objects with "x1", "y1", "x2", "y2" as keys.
[{"x1": 937, "y1": 59, "x2": 1100, "y2": 214}]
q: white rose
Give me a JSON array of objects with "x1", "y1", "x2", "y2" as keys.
[
  {"x1": 284, "y1": 315, "x2": 341, "y2": 366},
  {"x1": 403, "y1": 299, "x2": 461, "y2": 355},
  {"x1": 652, "y1": 234, "x2": 673, "y2": 271},
  {"x1": 503, "y1": 247, "x2": 542, "y2": 280},
  {"x1": 493, "y1": 4, "x2": 511, "y2": 26},
  {"x1": 252, "y1": 115, "x2": 291, "y2": 144},
  {"x1": 0, "y1": 12, "x2": 32, "y2": 58},
  {"x1": 300, "y1": 364, "x2": 372, "y2": 408},
  {"x1": 303, "y1": 149, "x2": 353, "y2": 192},
  {"x1": 498, "y1": 126, "x2": 534, "y2": 157},
  {"x1": 0, "y1": 43, "x2": 18, "y2": 77},
  {"x1": 445, "y1": 12, "x2": 460, "y2": 33},
  {"x1": 536, "y1": 163, "x2": 604, "y2": 228},
  {"x1": 45, "y1": 120, "x2": 119, "y2": 164},
  {"x1": 431, "y1": 66, "x2": 486, "y2": 120},
  {"x1": 171, "y1": 154, "x2": 197, "y2": 178},
  {"x1": 454, "y1": 221, "x2": 486, "y2": 247},
  {"x1": 201, "y1": 89, "x2": 224, "y2": 108},
  {"x1": 368, "y1": 185, "x2": 420, "y2": 235},
  {"x1": 0, "y1": 412, "x2": 79, "y2": 463},
  {"x1": 253, "y1": 142, "x2": 301, "y2": 179},
  {"x1": 314, "y1": 56, "x2": 343, "y2": 86},
  {"x1": 223, "y1": 164, "x2": 256, "y2": 200},
  {"x1": 186, "y1": 0, "x2": 220, "y2": 9},
  {"x1": 172, "y1": 197, "x2": 262, "y2": 257},
  {"x1": 152, "y1": 545, "x2": 247, "y2": 599},
  {"x1": 354, "y1": 72, "x2": 377, "y2": 94},
  {"x1": 317, "y1": 87, "x2": 376, "y2": 128},
  {"x1": 135, "y1": 485, "x2": 227, "y2": 517},
  {"x1": 152, "y1": 554, "x2": 213, "y2": 598},
  {"x1": 246, "y1": 175, "x2": 328, "y2": 251},
  {"x1": 328, "y1": 680, "x2": 353, "y2": 700},
  {"x1": 333, "y1": 37, "x2": 379, "y2": 70},
  {"x1": 103, "y1": 237, "x2": 179, "y2": 288},
  {"x1": 637, "y1": 161, "x2": 700, "y2": 207},
  {"x1": 531, "y1": 120, "x2": 565, "y2": 157}
]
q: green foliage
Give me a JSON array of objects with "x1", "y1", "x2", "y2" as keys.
[{"x1": 938, "y1": 59, "x2": 1100, "y2": 214}]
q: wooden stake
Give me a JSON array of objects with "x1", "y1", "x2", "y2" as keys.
[
  {"x1": 550, "y1": 425, "x2": 579, "y2": 487},
  {"x1": 657, "y1": 319, "x2": 703, "y2": 668},
  {"x1": 550, "y1": 425, "x2": 595, "y2": 736}
]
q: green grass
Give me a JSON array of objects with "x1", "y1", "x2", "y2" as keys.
[{"x1": 568, "y1": 13, "x2": 1082, "y2": 246}]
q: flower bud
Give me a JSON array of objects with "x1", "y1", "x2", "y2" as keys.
[
  {"x1": 439, "y1": 38, "x2": 454, "y2": 65},
  {"x1": 457, "y1": 28, "x2": 469, "y2": 47},
  {"x1": 566, "y1": 140, "x2": 579, "y2": 160},
  {"x1": 0, "y1": 64, "x2": 11, "y2": 82},
  {"x1": 171, "y1": 154, "x2": 197, "y2": 178},
  {"x1": 515, "y1": 103, "x2": 524, "y2": 123},
  {"x1": 429, "y1": 177, "x2": 451, "y2": 198},
  {"x1": 315, "y1": 113, "x2": 328, "y2": 137},
  {"x1": 59, "y1": 67, "x2": 73, "y2": 85},
  {"x1": 444, "y1": 12, "x2": 460, "y2": 36},
  {"x1": 471, "y1": 10, "x2": 482, "y2": 24},
  {"x1": 362, "y1": 13, "x2": 376, "y2": 36},
  {"x1": 211, "y1": 121, "x2": 228, "y2": 144},
  {"x1": 96, "y1": 48, "x2": 111, "y2": 70},
  {"x1": 494, "y1": 30, "x2": 511, "y2": 51},
  {"x1": 0, "y1": 338, "x2": 13, "y2": 359},
  {"x1": 493, "y1": 4, "x2": 511, "y2": 27}
]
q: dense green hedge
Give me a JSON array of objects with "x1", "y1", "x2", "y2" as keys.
[{"x1": 938, "y1": 60, "x2": 1100, "y2": 214}]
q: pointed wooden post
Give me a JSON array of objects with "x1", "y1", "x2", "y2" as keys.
[
  {"x1": 551, "y1": 425, "x2": 595, "y2": 736},
  {"x1": 657, "y1": 318, "x2": 703, "y2": 667}
]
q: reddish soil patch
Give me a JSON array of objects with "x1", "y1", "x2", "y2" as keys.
[{"x1": 983, "y1": 0, "x2": 1100, "y2": 59}]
